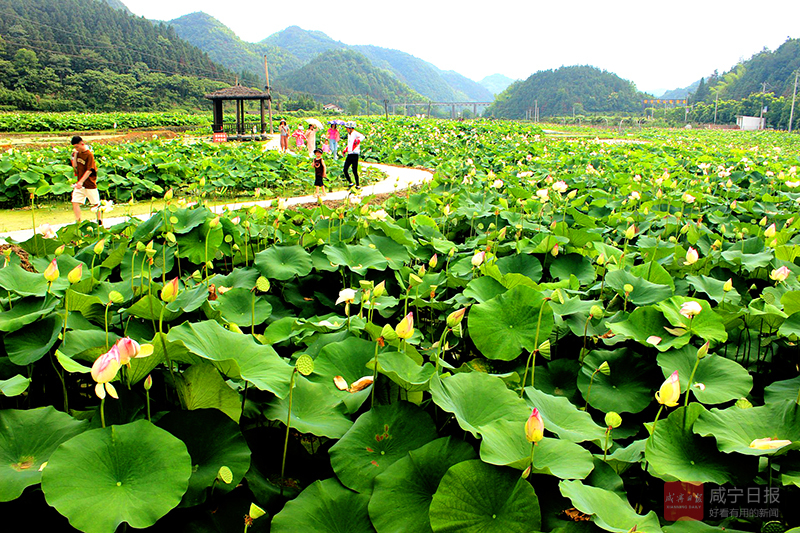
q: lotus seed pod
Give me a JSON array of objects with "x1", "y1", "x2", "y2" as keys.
[
  {"x1": 295, "y1": 354, "x2": 314, "y2": 376},
  {"x1": 256, "y1": 276, "x2": 270, "y2": 293},
  {"x1": 538, "y1": 340, "x2": 551, "y2": 360},
  {"x1": 108, "y1": 291, "x2": 124, "y2": 304},
  {"x1": 217, "y1": 466, "x2": 233, "y2": 484},
  {"x1": 249, "y1": 503, "x2": 266, "y2": 520},
  {"x1": 590, "y1": 305, "x2": 604, "y2": 318},
  {"x1": 605, "y1": 411, "x2": 622, "y2": 428},
  {"x1": 623, "y1": 284, "x2": 634, "y2": 294},
  {"x1": 598, "y1": 361, "x2": 610, "y2": 376},
  {"x1": 735, "y1": 398, "x2": 753, "y2": 409}
]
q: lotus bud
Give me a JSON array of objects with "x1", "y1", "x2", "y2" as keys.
[
  {"x1": 759, "y1": 216, "x2": 768, "y2": 226},
  {"x1": 471, "y1": 251, "x2": 485, "y2": 267},
  {"x1": 144, "y1": 374, "x2": 153, "y2": 390},
  {"x1": 624, "y1": 225, "x2": 636, "y2": 240},
  {"x1": 567, "y1": 189, "x2": 577, "y2": 199},
  {"x1": 525, "y1": 408, "x2": 544, "y2": 443},
  {"x1": 605, "y1": 411, "x2": 622, "y2": 429},
  {"x1": 596, "y1": 254, "x2": 605, "y2": 266},
  {"x1": 696, "y1": 341, "x2": 710, "y2": 360},
  {"x1": 360, "y1": 205, "x2": 369, "y2": 216},
  {"x1": 191, "y1": 270, "x2": 202, "y2": 282},
  {"x1": 209, "y1": 216, "x2": 220, "y2": 228},
  {"x1": 395, "y1": 312, "x2": 414, "y2": 340},
  {"x1": 668, "y1": 235, "x2": 677, "y2": 243},
  {"x1": 655, "y1": 370, "x2": 680, "y2": 407},
  {"x1": 373, "y1": 280, "x2": 386, "y2": 298},
  {"x1": 429, "y1": 254, "x2": 438, "y2": 269},
  {"x1": 770, "y1": 266, "x2": 791, "y2": 282},
  {"x1": 723, "y1": 278, "x2": 733, "y2": 292},
  {"x1": 521, "y1": 464, "x2": 532, "y2": 479},
  {"x1": 408, "y1": 273, "x2": 423, "y2": 287},
  {"x1": 43, "y1": 258, "x2": 59, "y2": 282},
  {"x1": 712, "y1": 239, "x2": 722, "y2": 249},
  {"x1": 93, "y1": 239, "x2": 105, "y2": 255},
  {"x1": 164, "y1": 188, "x2": 173, "y2": 201},
  {"x1": 685, "y1": 247, "x2": 699, "y2": 265},
  {"x1": 590, "y1": 305, "x2": 604, "y2": 318},
  {"x1": 498, "y1": 226, "x2": 507, "y2": 240},
  {"x1": 108, "y1": 291, "x2": 124, "y2": 304},
  {"x1": 598, "y1": 361, "x2": 610, "y2": 376},
  {"x1": 418, "y1": 265, "x2": 426, "y2": 277},
  {"x1": 161, "y1": 277, "x2": 179, "y2": 302},
  {"x1": 551, "y1": 244, "x2": 559, "y2": 257},
  {"x1": 136, "y1": 241, "x2": 146, "y2": 253},
  {"x1": 623, "y1": 284, "x2": 634, "y2": 294},
  {"x1": 448, "y1": 248, "x2": 455, "y2": 258},
  {"x1": 731, "y1": 200, "x2": 737, "y2": 210},
  {"x1": 679, "y1": 301, "x2": 702, "y2": 318},
  {"x1": 447, "y1": 308, "x2": 466, "y2": 328},
  {"x1": 199, "y1": 177, "x2": 206, "y2": 187},
  {"x1": 764, "y1": 223, "x2": 776, "y2": 238},
  {"x1": 68, "y1": 264, "x2": 83, "y2": 284},
  {"x1": 55, "y1": 244, "x2": 66, "y2": 256}
]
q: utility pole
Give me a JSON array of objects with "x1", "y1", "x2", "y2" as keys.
[
  {"x1": 713, "y1": 91, "x2": 719, "y2": 125},
  {"x1": 264, "y1": 56, "x2": 273, "y2": 134},
  {"x1": 790, "y1": 70, "x2": 798, "y2": 133},
  {"x1": 384, "y1": 99, "x2": 389, "y2": 120}
]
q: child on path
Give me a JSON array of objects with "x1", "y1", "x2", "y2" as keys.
[
  {"x1": 305, "y1": 124, "x2": 317, "y2": 157},
  {"x1": 327, "y1": 123, "x2": 340, "y2": 159},
  {"x1": 70, "y1": 135, "x2": 102, "y2": 225},
  {"x1": 292, "y1": 125, "x2": 306, "y2": 151},
  {"x1": 278, "y1": 119, "x2": 289, "y2": 152},
  {"x1": 312, "y1": 148, "x2": 327, "y2": 197},
  {"x1": 342, "y1": 121, "x2": 365, "y2": 189}
]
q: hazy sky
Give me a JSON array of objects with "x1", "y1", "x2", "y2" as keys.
[{"x1": 124, "y1": 0, "x2": 800, "y2": 95}]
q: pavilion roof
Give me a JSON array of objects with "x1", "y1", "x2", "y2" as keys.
[{"x1": 205, "y1": 85, "x2": 270, "y2": 100}]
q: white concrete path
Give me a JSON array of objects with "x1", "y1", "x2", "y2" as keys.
[{"x1": 0, "y1": 163, "x2": 433, "y2": 244}]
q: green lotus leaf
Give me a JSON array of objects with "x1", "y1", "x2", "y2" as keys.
[
  {"x1": 645, "y1": 404, "x2": 753, "y2": 484},
  {"x1": 263, "y1": 375, "x2": 353, "y2": 439},
  {"x1": 323, "y1": 244, "x2": 389, "y2": 275},
  {"x1": 630, "y1": 260, "x2": 675, "y2": 290},
  {"x1": 214, "y1": 287, "x2": 272, "y2": 327},
  {"x1": 41, "y1": 420, "x2": 191, "y2": 533},
  {"x1": 175, "y1": 362, "x2": 242, "y2": 422},
  {"x1": 175, "y1": 223, "x2": 223, "y2": 264},
  {"x1": 254, "y1": 245, "x2": 313, "y2": 281},
  {"x1": 479, "y1": 419, "x2": 594, "y2": 479},
  {"x1": 764, "y1": 375, "x2": 800, "y2": 403},
  {"x1": 309, "y1": 337, "x2": 377, "y2": 413},
  {"x1": 663, "y1": 522, "x2": 752, "y2": 533},
  {"x1": 430, "y1": 372, "x2": 529, "y2": 438},
  {"x1": 533, "y1": 359, "x2": 580, "y2": 399},
  {"x1": 496, "y1": 253, "x2": 543, "y2": 282},
  {"x1": 462, "y1": 275, "x2": 508, "y2": 303},
  {"x1": 524, "y1": 387, "x2": 606, "y2": 445},
  {"x1": 329, "y1": 401, "x2": 437, "y2": 494},
  {"x1": 370, "y1": 350, "x2": 436, "y2": 392},
  {"x1": 4, "y1": 313, "x2": 62, "y2": 365},
  {"x1": 468, "y1": 284, "x2": 553, "y2": 361},
  {"x1": 779, "y1": 311, "x2": 800, "y2": 339},
  {"x1": 209, "y1": 267, "x2": 260, "y2": 290},
  {"x1": 125, "y1": 294, "x2": 183, "y2": 322},
  {"x1": 157, "y1": 409, "x2": 250, "y2": 506},
  {"x1": 0, "y1": 375, "x2": 31, "y2": 397},
  {"x1": 270, "y1": 478, "x2": 373, "y2": 533},
  {"x1": 655, "y1": 296, "x2": 727, "y2": 343},
  {"x1": 369, "y1": 437, "x2": 476, "y2": 533},
  {"x1": 685, "y1": 275, "x2": 742, "y2": 305},
  {"x1": 720, "y1": 245, "x2": 773, "y2": 272},
  {"x1": 656, "y1": 346, "x2": 752, "y2": 405},
  {"x1": 550, "y1": 253, "x2": 597, "y2": 285},
  {"x1": 559, "y1": 480, "x2": 663, "y2": 533},
  {"x1": 361, "y1": 234, "x2": 411, "y2": 270},
  {"x1": 168, "y1": 320, "x2": 294, "y2": 398},
  {"x1": 0, "y1": 263, "x2": 69, "y2": 297},
  {"x1": 608, "y1": 306, "x2": 691, "y2": 352},
  {"x1": 165, "y1": 282, "x2": 210, "y2": 313},
  {"x1": 578, "y1": 348, "x2": 656, "y2": 414},
  {"x1": 429, "y1": 460, "x2": 541, "y2": 533},
  {"x1": 606, "y1": 269, "x2": 674, "y2": 306},
  {"x1": 0, "y1": 407, "x2": 88, "y2": 501},
  {"x1": 694, "y1": 400, "x2": 800, "y2": 456},
  {"x1": 0, "y1": 297, "x2": 56, "y2": 333},
  {"x1": 169, "y1": 207, "x2": 210, "y2": 234}
]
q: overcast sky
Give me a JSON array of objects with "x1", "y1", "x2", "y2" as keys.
[{"x1": 124, "y1": 0, "x2": 800, "y2": 95}]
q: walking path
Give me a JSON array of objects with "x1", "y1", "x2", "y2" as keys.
[{"x1": 0, "y1": 163, "x2": 434, "y2": 244}]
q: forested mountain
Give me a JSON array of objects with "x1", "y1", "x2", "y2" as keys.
[
  {"x1": 167, "y1": 12, "x2": 301, "y2": 86},
  {"x1": 0, "y1": 0, "x2": 235, "y2": 110},
  {"x1": 486, "y1": 65, "x2": 647, "y2": 119},
  {"x1": 280, "y1": 49, "x2": 425, "y2": 107},
  {"x1": 693, "y1": 38, "x2": 800, "y2": 103},
  {"x1": 99, "y1": 0, "x2": 131, "y2": 13},
  {"x1": 660, "y1": 79, "x2": 700, "y2": 100},
  {"x1": 480, "y1": 74, "x2": 515, "y2": 95},
  {"x1": 261, "y1": 26, "x2": 347, "y2": 64},
  {"x1": 438, "y1": 70, "x2": 493, "y2": 101}
]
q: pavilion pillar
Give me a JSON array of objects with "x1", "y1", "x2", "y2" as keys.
[
  {"x1": 260, "y1": 99, "x2": 266, "y2": 135},
  {"x1": 212, "y1": 100, "x2": 223, "y2": 132},
  {"x1": 235, "y1": 99, "x2": 241, "y2": 135}
]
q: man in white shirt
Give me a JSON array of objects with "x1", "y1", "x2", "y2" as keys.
[{"x1": 342, "y1": 121, "x2": 365, "y2": 189}]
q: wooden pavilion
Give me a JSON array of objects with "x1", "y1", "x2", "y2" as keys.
[{"x1": 204, "y1": 85, "x2": 272, "y2": 141}]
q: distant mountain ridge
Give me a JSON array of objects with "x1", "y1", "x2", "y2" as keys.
[
  {"x1": 166, "y1": 17, "x2": 493, "y2": 103},
  {"x1": 480, "y1": 74, "x2": 516, "y2": 95}
]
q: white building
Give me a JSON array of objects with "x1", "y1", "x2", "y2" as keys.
[{"x1": 736, "y1": 116, "x2": 766, "y2": 131}]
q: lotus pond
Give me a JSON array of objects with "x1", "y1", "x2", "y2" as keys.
[{"x1": 1, "y1": 117, "x2": 800, "y2": 533}]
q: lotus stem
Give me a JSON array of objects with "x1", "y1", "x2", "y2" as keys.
[
  {"x1": 100, "y1": 397, "x2": 106, "y2": 428},
  {"x1": 649, "y1": 404, "x2": 664, "y2": 444},
  {"x1": 603, "y1": 427, "x2": 611, "y2": 462},
  {"x1": 158, "y1": 305, "x2": 179, "y2": 407},
  {"x1": 585, "y1": 368, "x2": 600, "y2": 411},
  {"x1": 145, "y1": 389, "x2": 151, "y2": 422},
  {"x1": 281, "y1": 369, "x2": 297, "y2": 486},
  {"x1": 104, "y1": 302, "x2": 111, "y2": 350},
  {"x1": 371, "y1": 340, "x2": 380, "y2": 408},
  {"x1": 519, "y1": 298, "x2": 548, "y2": 397},
  {"x1": 435, "y1": 327, "x2": 449, "y2": 375}
]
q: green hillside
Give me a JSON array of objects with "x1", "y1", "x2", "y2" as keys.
[
  {"x1": 99, "y1": 0, "x2": 131, "y2": 13},
  {"x1": 438, "y1": 70, "x2": 493, "y2": 101},
  {"x1": 261, "y1": 25, "x2": 346, "y2": 63},
  {"x1": 280, "y1": 49, "x2": 425, "y2": 106},
  {"x1": 479, "y1": 74, "x2": 516, "y2": 96},
  {"x1": 167, "y1": 12, "x2": 301, "y2": 86},
  {"x1": 0, "y1": 0, "x2": 235, "y2": 111},
  {"x1": 700, "y1": 37, "x2": 800, "y2": 102},
  {"x1": 486, "y1": 65, "x2": 647, "y2": 118}
]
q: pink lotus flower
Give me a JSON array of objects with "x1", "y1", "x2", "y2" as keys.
[
  {"x1": 684, "y1": 247, "x2": 699, "y2": 265},
  {"x1": 749, "y1": 437, "x2": 792, "y2": 450},
  {"x1": 770, "y1": 266, "x2": 791, "y2": 283},
  {"x1": 115, "y1": 337, "x2": 153, "y2": 366},
  {"x1": 680, "y1": 301, "x2": 702, "y2": 319},
  {"x1": 395, "y1": 312, "x2": 414, "y2": 340},
  {"x1": 525, "y1": 408, "x2": 544, "y2": 443},
  {"x1": 91, "y1": 346, "x2": 121, "y2": 399},
  {"x1": 471, "y1": 251, "x2": 485, "y2": 267},
  {"x1": 37, "y1": 224, "x2": 57, "y2": 239}
]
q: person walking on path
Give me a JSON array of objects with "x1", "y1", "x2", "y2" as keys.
[
  {"x1": 305, "y1": 124, "x2": 317, "y2": 157},
  {"x1": 70, "y1": 135, "x2": 102, "y2": 224},
  {"x1": 327, "y1": 123, "x2": 340, "y2": 159},
  {"x1": 292, "y1": 125, "x2": 306, "y2": 152},
  {"x1": 278, "y1": 119, "x2": 289, "y2": 152},
  {"x1": 312, "y1": 148, "x2": 327, "y2": 197},
  {"x1": 342, "y1": 121, "x2": 365, "y2": 189}
]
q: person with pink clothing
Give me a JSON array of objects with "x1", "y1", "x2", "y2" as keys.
[{"x1": 327, "y1": 123, "x2": 340, "y2": 159}]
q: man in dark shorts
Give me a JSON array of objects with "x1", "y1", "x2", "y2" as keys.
[
  {"x1": 70, "y1": 135, "x2": 102, "y2": 224},
  {"x1": 342, "y1": 121, "x2": 365, "y2": 189}
]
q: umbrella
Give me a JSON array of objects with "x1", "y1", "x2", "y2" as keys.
[
  {"x1": 305, "y1": 118, "x2": 323, "y2": 129},
  {"x1": 329, "y1": 119, "x2": 346, "y2": 126}
]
